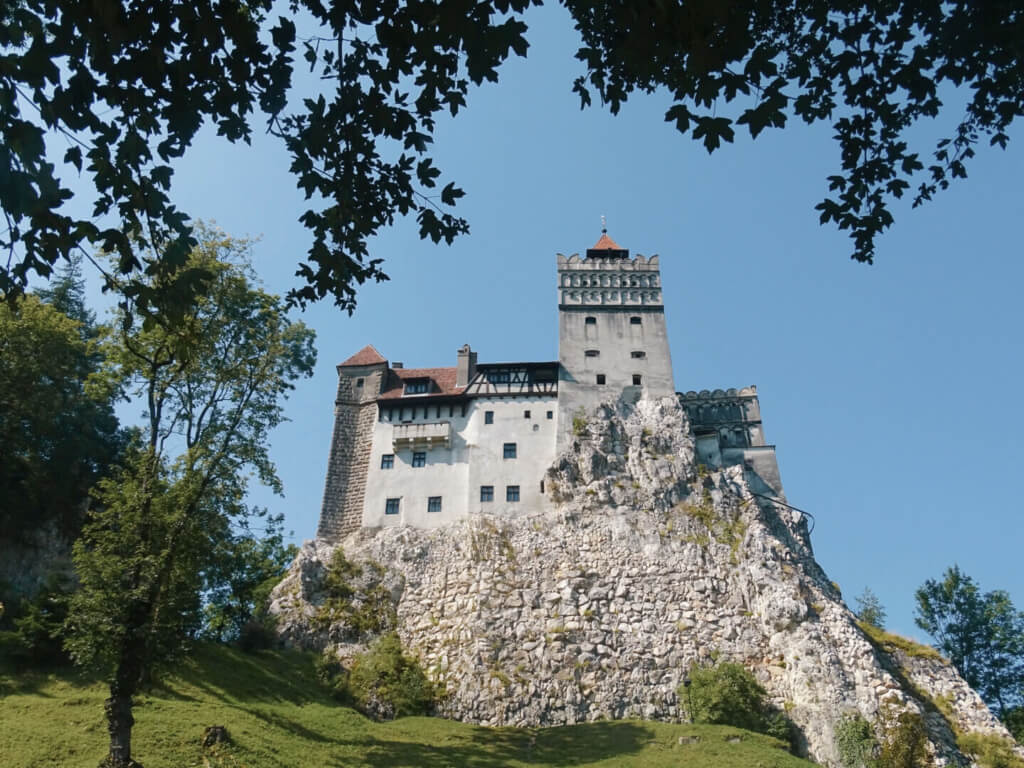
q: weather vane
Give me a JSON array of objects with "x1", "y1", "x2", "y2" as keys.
[{"x1": 601, "y1": 214, "x2": 607, "y2": 233}]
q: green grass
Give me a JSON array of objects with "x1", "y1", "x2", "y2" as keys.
[
  {"x1": 856, "y1": 620, "x2": 945, "y2": 661},
  {"x1": 0, "y1": 644, "x2": 818, "y2": 768}
]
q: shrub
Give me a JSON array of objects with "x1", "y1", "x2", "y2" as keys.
[
  {"x1": 0, "y1": 573, "x2": 73, "y2": 666},
  {"x1": 316, "y1": 633, "x2": 435, "y2": 719},
  {"x1": 348, "y1": 633, "x2": 434, "y2": 719},
  {"x1": 680, "y1": 661, "x2": 796, "y2": 750},
  {"x1": 572, "y1": 409, "x2": 588, "y2": 436},
  {"x1": 834, "y1": 712, "x2": 878, "y2": 768},
  {"x1": 876, "y1": 709, "x2": 934, "y2": 768},
  {"x1": 236, "y1": 618, "x2": 277, "y2": 653},
  {"x1": 957, "y1": 731, "x2": 1024, "y2": 768}
]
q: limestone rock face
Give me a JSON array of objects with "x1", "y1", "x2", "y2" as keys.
[{"x1": 270, "y1": 396, "x2": 1013, "y2": 766}]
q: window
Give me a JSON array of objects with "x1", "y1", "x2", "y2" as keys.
[
  {"x1": 412, "y1": 451, "x2": 426, "y2": 467},
  {"x1": 385, "y1": 498, "x2": 400, "y2": 515},
  {"x1": 596, "y1": 374, "x2": 606, "y2": 385},
  {"x1": 427, "y1": 496, "x2": 442, "y2": 513},
  {"x1": 380, "y1": 454, "x2": 394, "y2": 469},
  {"x1": 404, "y1": 379, "x2": 429, "y2": 394},
  {"x1": 356, "y1": 377, "x2": 364, "y2": 387},
  {"x1": 633, "y1": 374, "x2": 642, "y2": 386},
  {"x1": 631, "y1": 350, "x2": 646, "y2": 359},
  {"x1": 546, "y1": 410, "x2": 553, "y2": 419},
  {"x1": 486, "y1": 370, "x2": 510, "y2": 384},
  {"x1": 585, "y1": 317, "x2": 597, "y2": 325},
  {"x1": 484, "y1": 410, "x2": 494, "y2": 424},
  {"x1": 480, "y1": 485, "x2": 494, "y2": 502},
  {"x1": 503, "y1": 442, "x2": 517, "y2": 459},
  {"x1": 585, "y1": 349, "x2": 600, "y2": 357},
  {"x1": 524, "y1": 410, "x2": 531, "y2": 419},
  {"x1": 506, "y1": 485, "x2": 520, "y2": 502},
  {"x1": 540, "y1": 480, "x2": 545, "y2": 493},
  {"x1": 630, "y1": 316, "x2": 642, "y2": 325}
]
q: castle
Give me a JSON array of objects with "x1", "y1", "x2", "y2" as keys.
[{"x1": 317, "y1": 231, "x2": 785, "y2": 540}]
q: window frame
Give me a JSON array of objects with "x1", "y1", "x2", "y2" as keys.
[
  {"x1": 484, "y1": 410, "x2": 494, "y2": 424},
  {"x1": 506, "y1": 485, "x2": 520, "y2": 502},
  {"x1": 503, "y1": 442, "x2": 517, "y2": 459},
  {"x1": 380, "y1": 454, "x2": 394, "y2": 469},
  {"x1": 412, "y1": 451, "x2": 426, "y2": 468},
  {"x1": 385, "y1": 498, "x2": 400, "y2": 515},
  {"x1": 596, "y1": 374, "x2": 606, "y2": 385},
  {"x1": 427, "y1": 496, "x2": 442, "y2": 513},
  {"x1": 480, "y1": 485, "x2": 494, "y2": 502}
]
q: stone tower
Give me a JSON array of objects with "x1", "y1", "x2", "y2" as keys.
[
  {"x1": 317, "y1": 345, "x2": 389, "y2": 540},
  {"x1": 556, "y1": 231, "x2": 675, "y2": 451}
]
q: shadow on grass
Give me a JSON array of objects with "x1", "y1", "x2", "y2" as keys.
[
  {"x1": 162, "y1": 644, "x2": 325, "y2": 707},
  {"x1": 334, "y1": 721, "x2": 655, "y2": 768},
  {"x1": 0, "y1": 657, "x2": 101, "y2": 698}
]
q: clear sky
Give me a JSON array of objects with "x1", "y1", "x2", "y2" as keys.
[{"x1": 61, "y1": 4, "x2": 1023, "y2": 644}]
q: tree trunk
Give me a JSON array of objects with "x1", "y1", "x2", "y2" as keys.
[
  {"x1": 103, "y1": 685, "x2": 138, "y2": 767},
  {"x1": 103, "y1": 638, "x2": 145, "y2": 768}
]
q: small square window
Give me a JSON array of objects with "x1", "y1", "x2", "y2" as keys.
[
  {"x1": 633, "y1": 374, "x2": 642, "y2": 386},
  {"x1": 506, "y1": 485, "x2": 520, "y2": 502},
  {"x1": 596, "y1": 374, "x2": 606, "y2": 385},
  {"x1": 356, "y1": 377, "x2": 364, "y2": 387},
  {"x1": 385, "y1": 498, "x2": 400, "y2": 515},
  {"x1": 427, "y1": 496, "x2": 442, "y2": 513},
  {"x1": 503, "y1": 442, "x2": 517, "y2": 459},
  {"x1": 585, "y1": 316, "x2": 597, "y2": 325},
  {"x1": 630, "y1": 316, "x2": 642, "y2": 325},
  {"x1": 631, "y1": 350, "x2": 646, "y2": 359},
  {"x1": 412, "y1": 451, "x2": 426, "y2": 467},
  {"x1": 480, "y1": 485, "x2": 494, "y2": 502},
  {"x1": 484, "y1": 410, "x2": 494, "y2": 424},
  {"x1": 524, "y1": 410, "x2": 531, "y2": 419},
  {"x1": 546, "y1": 410, "x2": 553, "y2": 419},
  {"x1": 381, "y1": 454, "x2": 394, "y2": 469}
]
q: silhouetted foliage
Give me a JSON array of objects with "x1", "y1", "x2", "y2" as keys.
[{"x1": 4, "y1": 0, "x2": 1022, "y2": 312}]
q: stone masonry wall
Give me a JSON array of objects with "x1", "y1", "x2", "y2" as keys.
[
  {"x1": 278, "y1": 395, "x2": 1017, "y2": 767},
  {"x1": 317, "y1": 366, "x2": 384, "y2": 541}
]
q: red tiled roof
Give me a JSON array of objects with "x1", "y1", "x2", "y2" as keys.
[
  {"x1": 591, "y1": 232, "x2": 624, "y2": 251},
  {"x1": 378, "y1": 366, "x2": 465, "y2": 400},
  {"x1": 339, "y1": 345, "x2": 387, "y2": 367}
]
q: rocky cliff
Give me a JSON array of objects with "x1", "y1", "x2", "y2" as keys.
[{"x1": 270, "y1": 396, "x2": 1013, "y2": 766}]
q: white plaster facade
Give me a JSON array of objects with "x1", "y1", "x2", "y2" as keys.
[{"x1": 362, "y1": 395, "x2": 558, "y2": 528}]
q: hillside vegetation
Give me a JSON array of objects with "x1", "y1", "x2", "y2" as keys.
[{"x1": 1, "y1": 644, "x2": 816, "y2": 768}]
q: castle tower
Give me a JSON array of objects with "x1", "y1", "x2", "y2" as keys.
[
  {"x1": 556, "y1": 231, "x2": 675, "y2": 450},
  {"x1": 318, "y1": 345, "x2": 389, "y2": 540}
]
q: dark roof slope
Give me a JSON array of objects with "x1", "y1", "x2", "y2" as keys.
[{"x1": 378, "y1": 367, "x2": 464, "y2": 399}]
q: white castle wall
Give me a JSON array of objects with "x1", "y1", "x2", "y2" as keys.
[{"x1": 363, "y1": 396, "x2": 558, "y2": 528}]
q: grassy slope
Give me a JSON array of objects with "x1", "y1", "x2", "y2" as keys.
[{"x1": 0, "y1": 645, "x2": 817, "y2": 768}]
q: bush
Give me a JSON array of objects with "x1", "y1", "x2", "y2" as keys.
[
  {"x1": 316, "y1": 633, "x2": 435, "y2": 719},
  {"x1": 834, "y1": 712, "x2": 878, "y2": 768},
  {"x1": 236, "y1": 619, "x2": 277, "y2": 653},
  {"x1": 876, "y1": 709, "x2": 934, "y2": 768},
  {"x1": 0, "y1": 573, "x2": 73, "y2": 666},
  {"x1": 680, "y1": 661, "x2": 796, "y2": 750},
  {"x1": 957, "y1": 731, "x2": 1024, "y2": 768}
]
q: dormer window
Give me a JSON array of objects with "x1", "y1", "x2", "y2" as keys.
[{"x1": 404, "y1": 378, "x2": 430, "y2": 395}]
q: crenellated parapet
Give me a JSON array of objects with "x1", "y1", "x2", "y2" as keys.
[
  {"x1": 556, "y1": 252, "x2": 663, "y2": 308},
  {"x1": 678, "y1": 386, "x2": 783, "y2": 497}
]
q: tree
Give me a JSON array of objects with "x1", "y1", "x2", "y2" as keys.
[
  {"x1": 0, "y1": 292, "x2": 119, "y2": 542},
  {"x1": 855, "y1": 587, "x2": 887, "y2": 630},
  {"x1": 915, "y1": 566, "x2": 1024, "y2": 718},
  {"x1": 3, "y1": 1, "x2": 1022, "y2": 311},
  {"x1": 64, "y1": 229, "x2": 316, "y2": 768},
  {"x1": 200, "y1": 511, "x2": 297, "y2": 644}
]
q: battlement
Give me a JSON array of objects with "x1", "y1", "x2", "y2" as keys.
[{"x1": 556, "y1": 253, "x2": 663, "y2": 308}]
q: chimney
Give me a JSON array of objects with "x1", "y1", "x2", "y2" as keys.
[{"x1": 456, "y1": 344, "x2": 477, "y2": 387}]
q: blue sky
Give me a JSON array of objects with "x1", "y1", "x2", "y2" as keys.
[{"x1": 62, "y1": 4, "x2": 1023, "y2": 642}]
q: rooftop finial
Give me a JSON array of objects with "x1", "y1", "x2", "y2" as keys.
[{"x1": 601, "y1": 214, "x2": 607, "y2": 233}]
